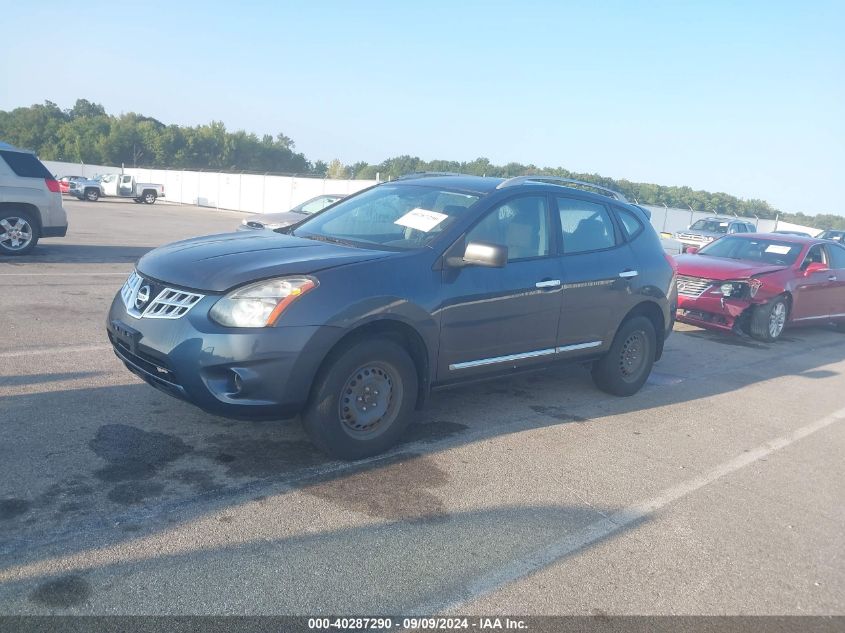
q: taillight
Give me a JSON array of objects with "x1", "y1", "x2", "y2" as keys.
[{"x1": 45, "y1": 178, "x2": 61, "y2": 193}]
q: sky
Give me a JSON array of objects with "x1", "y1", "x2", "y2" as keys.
[{"x1": 1, "y1": 0, "x2": 843, "y2": 216}]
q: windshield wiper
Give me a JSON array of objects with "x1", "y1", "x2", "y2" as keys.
[{"x1": 298, "y1": 233, "x2": 357, "y2": 247}]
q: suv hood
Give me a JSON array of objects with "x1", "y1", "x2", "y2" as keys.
[
  {"x1": 137, "y1": 231, "x2": 392, "y2": 292},
  {"x1": 675, "y1": 254, "x2": 787, "y2": 280}
]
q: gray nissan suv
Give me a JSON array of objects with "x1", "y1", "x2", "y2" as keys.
[{"x1": 108, "y1": 174, "x2": 676, "y2": 459}]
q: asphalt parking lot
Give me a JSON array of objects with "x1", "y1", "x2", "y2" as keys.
[{"x1": 1, "y1": 198, "x2": 843, "y2": 615}]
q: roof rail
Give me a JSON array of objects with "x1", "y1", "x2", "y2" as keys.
[
  {"x1": 393, "y1": 171, "x2": 469, "y2": 181},
  {"x1": 496, "y1": 175, "x2": 628, "y2": 202}
]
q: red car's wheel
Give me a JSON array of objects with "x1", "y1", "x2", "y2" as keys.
[{"x1": 749, "y1": 296, "x2": 789, "y2": 342}]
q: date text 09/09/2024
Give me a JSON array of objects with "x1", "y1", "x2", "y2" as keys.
[{"x1": 307, "y1": 617, "x2": 529, "y2": 630}]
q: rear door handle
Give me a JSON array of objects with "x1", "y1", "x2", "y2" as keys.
[
  {"x1": 535, "y1": 279, "x2": 561, "y2": 288},
  {"x1": 619, "y1": 270, "x2": 639, "y2": 279}
]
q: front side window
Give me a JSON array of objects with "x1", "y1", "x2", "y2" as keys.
[
  {"x1": 558, "y1": 197, "x2": 617, "y2": 254},
  {"x1": 802, "y1": 244, "x2": 828, "y2": 269},
  {"x1": 731, "y1": 223, "x2": 746, "y2": 233},
  {"x1": 292, "y1": 185, "x2": 479, "y2": 250},
  {"x1": 466, "y1": 196, "x2": 550, "y2": 261}
]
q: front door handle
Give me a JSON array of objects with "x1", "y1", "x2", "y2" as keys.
[
  {"x1": 829, "y1": 275, "x2": 838, "y2": 281},
  {"x1": 619, "y1": 270, "x2": 639, "y2": 279},
  {"x1": 535, "y1": 279, "x2": 562, "y2": 288}
]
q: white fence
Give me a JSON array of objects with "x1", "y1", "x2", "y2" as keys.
[
  {"x1": 42, "y1": 160, "x2": 377, "y2": 214},
  {"x1": 641, "y1": 205, "x2": 819, "y2": 237},
  {"x1": 43, "y1": 159, "x2": 820, "y2": 236}
]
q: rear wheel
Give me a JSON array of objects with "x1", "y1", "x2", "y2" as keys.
[
  {"x1": 132, "y1": 198, "x2": 142, "y2": 203},
  {"x1": 592, "y1": 316, "x2": 656, "y2": 396},
  {"x1": 0, "y1": 210, "x2": 39, "y2": 256},
  {"x1": 302, "y1": 338, "x2": 418, "y2": 460},
  {"x1": 143, "y1": 191, "x2": 157, "y2": 204},
  {"x1": 85, "y1": 188, "x2": 99, "y2": 202},
  {"x1": 749, "y1": 296, "x2": 789, "y2": 342}
]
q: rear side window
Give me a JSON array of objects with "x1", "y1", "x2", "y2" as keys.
[
  {"x1": 558, "y1": 197, "x2": 617, "y2": 254},
  {"x1": 0, "y1": 150, "x2": 52, "y2": 179},
  {"x1": 616, "y1": 207, "x2": 644, "y2": 240},
  {"x1": 827, "y1": 244, "x2": 845, "y2": 269}
]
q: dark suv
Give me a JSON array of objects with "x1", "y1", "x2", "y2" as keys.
[{"x1": 108, "y1": 175, "x2": 676, "y2": 459}]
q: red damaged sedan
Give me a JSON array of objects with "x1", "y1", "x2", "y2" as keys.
[{"x1": 675, "y1": 234, "x2": 845, "y2": 341}]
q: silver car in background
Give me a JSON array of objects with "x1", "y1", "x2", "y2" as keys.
[{"x1": 238, "y1": 194, "x2": 345, "y2": 231}]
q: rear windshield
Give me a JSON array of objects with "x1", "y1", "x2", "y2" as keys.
[
  {"x1": 690, "y1": 219, "x2": 730, "y2": 234},
  {"x1": 697, "y1": 236, "x2": 803, "y2": 265},
  {"x1": 0, "y1": 150, "x2": 52, "y2": 179}
]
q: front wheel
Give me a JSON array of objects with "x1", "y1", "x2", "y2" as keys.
[
  {"x1": 0, "y1": 210, "x2": 39, "y2": 256},
  {"x1": 302, "y1": 338, "x2": 418, "y2": 460},
  {"x1": 85, "y1": 188, "x2": 99, "y2": 202},
  {"x1": 749, "y1": 296, "x2": 789, "y2": 342},
  {"x1": 143, "y1": 191, "x2": 157, "y2": 204},
  {"x1": 592, "y1": 316, "x2": 656, "y2": 396}
]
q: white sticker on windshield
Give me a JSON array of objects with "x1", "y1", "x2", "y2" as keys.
[
  {"x1": 765, "y1": 244, "x2": 791, "y2": 254},
  {"x1": 394, "y1": 208, "x2": 448, "y2": 232}
]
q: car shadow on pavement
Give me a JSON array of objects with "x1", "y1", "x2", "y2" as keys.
[
  {"x1": 0, "y1": 503, "x2": 636, "y2": 614},
  {"x1": 0, "y1": 325, "x2": 844, "y2": 608},
  {"x1": 0, "y1": 372, "x2": 106, "y2": 388},
  {"x1": 2, "y1": 244, "x2": 154, "y2": 264}
]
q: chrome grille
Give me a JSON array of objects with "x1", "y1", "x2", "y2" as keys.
[
  {"x1": 676, "y1": 275, "x2": 713, "y2": 298},
  {"x1": 120, "y1": 271, "x2": 204, "y2": 319},
  {"x1": 143, "y1": 288, "x2": 204, "y2": 319}
]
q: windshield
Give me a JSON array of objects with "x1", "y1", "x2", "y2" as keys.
[
  {"x1": 294, "y1": 195, "x2": 344, "y2": 215},
  {"x1": 290, "y1": 184, "x2": 480, "y2": 250},
  {"x1": 690, "y1": 219, "x2": 730, "y2": 234},
  {"x1": 697, "y1": 236, "x2": 803, "y2": 265}
]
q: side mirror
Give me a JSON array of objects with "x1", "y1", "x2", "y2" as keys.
[
  {"x1": 449, "y1": 241, "x2": 508, "y2": 268},
  {"x1": 804, "y1": 262, "x2": 829, "y2": 276},
  {"x1": 685, "y1": 246, "x2": 699, "y2": 255}
]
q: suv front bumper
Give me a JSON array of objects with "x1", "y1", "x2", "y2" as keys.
[{"x1": 106, "y1": 293, "x2": 342, "y2": 420}]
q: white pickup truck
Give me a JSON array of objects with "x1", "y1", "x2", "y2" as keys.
[{"x1": 69, "y1": 173, "x2": 164, "y2": 204}]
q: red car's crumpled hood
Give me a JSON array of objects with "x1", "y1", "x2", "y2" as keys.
[{"x1": 675, "y1": 254, "x2": 787, "y2": 280}]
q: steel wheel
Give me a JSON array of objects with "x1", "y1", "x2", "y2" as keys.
[
  {"x1": 618, "y1": 330, "x2": 648, "y2": 381},
  {"x1": 769, "y1": 301, "x2": 787, "y2": 338},
  {"x1": 0, "y1": 217, "x2": 34, "y2": 252},
  {"x1": 338, "y1": 362, "x2": 402, "y2": 438}
]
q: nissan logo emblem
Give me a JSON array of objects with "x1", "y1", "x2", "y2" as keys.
[{"x1": 135, "y1": 284, "x2": 151, "y2": 310}]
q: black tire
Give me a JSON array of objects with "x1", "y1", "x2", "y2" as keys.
[
  {"x1": 302, "y1": 338, "x2": 418, "y2": 460},
  {"x1": 749, "y1": 296, "x2": 789, "y2": 342},
  {"x1": 85, "y1": 188, "x2": 99, "y2": 202},
  {"x1": 143, "y1": 191, "x2": 157, "y2": 204},
  {"x1": 0, "y1": 209, "x2": 39, "y2": 256},
  {"x1": 132, "y1": 198, "x2": 142, "y2": 203},
  {"x1": 591, "y1": 316, "x2": 656, "y2": 396}
]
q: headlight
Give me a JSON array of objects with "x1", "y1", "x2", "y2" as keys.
[
  {"x1": 705, "y1": 236, "x2": 716, "y2": 242},
  {"x1": 209, "y1": 277, "x2": 317, "y2": 327},
  {"x1": 720, "y1": 283, "x2": 735, "y2": 297}
]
